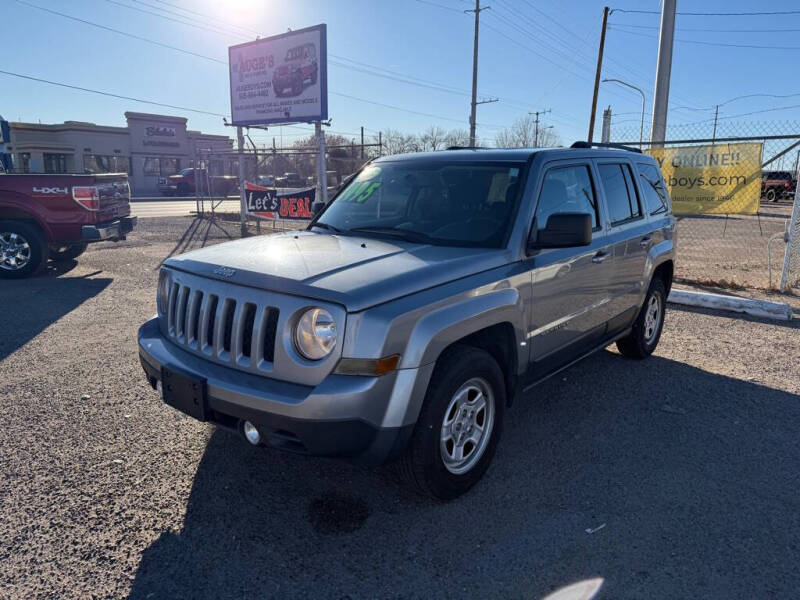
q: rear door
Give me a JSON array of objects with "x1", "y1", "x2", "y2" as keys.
[
  {"x1": 595, "y1": 160, "x2": 651, "y2": 333},
  {"x1": 528, "y1": 161, "x2": 615, "y2": 378}
]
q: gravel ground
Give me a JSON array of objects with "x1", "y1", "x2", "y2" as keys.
[{"x1": 1, "y1": 216, "x2": 799, "y2": 599}]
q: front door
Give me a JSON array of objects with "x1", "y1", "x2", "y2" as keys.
[
  {"x1": 595, "y1": 161, "x2": 651, "y2": 333},
  {"x1": 528, "y1": 162, "x2": 615, "y2": 379}
]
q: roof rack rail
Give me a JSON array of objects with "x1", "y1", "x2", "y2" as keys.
[
  {"x1": 445, "y1": 145, "x2": 484, "y2": 150},
  {"x1": 570, "y1": 141, "x2": 642, "y2": 153}
]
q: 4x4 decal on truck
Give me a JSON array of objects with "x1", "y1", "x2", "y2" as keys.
[{"x1": 32, "y1": 186, "x2": 68, "y2": 195}]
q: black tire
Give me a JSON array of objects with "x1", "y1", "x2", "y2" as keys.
[
  {"x1": 293, "y1": 78, "x2": 303, "y2": 96},
  {"x1": 311, "y1": 67, "x2": 318, "y2": 85},
  {"x1": 616, "y1": 276, "x2": 667, "y2": 359},
  {"x1": 766, "y1": 188, "x2": 777, "y2": 202},
  {"x1": 397, "y1": 345, "x2": 505, "y2": 501},
  {"x1": 51, "y1": 242, "x2": 88, "y2": 262},
  {"x1": 0, "y1": 220, "x2": 48, "y2": 279},
  {"x1": 176, "y1": 182, "x2": 190, "y2": 196}
]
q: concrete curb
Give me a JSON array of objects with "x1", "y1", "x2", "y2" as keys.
[{"x1": 668, "y1": 289, "x2": 793, "y2": 321}]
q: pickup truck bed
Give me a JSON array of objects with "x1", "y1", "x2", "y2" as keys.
[{"x1": 0, "y1": 172, "x2": 136, "y2": 278}]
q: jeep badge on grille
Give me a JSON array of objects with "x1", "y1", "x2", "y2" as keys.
[{"x1": 213, "y1": 267, "x2": 236, "y2": 278}]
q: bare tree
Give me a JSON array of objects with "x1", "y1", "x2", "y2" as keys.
[
  {"x1": 380, "y1": 129, "x2": 419, "y2": 156},
  {"x1": 420, "y1": 126, "x2": 446, "y2": 151},
  {"x1": 495, "y1": 115, "x2": 562, "y2": 148},
  {"x1": 444, "y1": 128, "x2": 470, "y2": 148}
]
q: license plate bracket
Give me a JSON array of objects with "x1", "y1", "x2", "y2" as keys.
[{"x1": 161, "y1": 365, "x2": 208, "y2": 421}]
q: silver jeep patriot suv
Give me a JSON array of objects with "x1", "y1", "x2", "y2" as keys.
[{"x1": 138, "y1": 145, "x2": 675, "y2": 500}]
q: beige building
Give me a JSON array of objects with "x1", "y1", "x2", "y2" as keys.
[{"x1": 4, "y1": 111, "x2": 234, "y2": 196}]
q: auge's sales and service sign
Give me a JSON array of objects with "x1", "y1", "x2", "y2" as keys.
[
  {"x1": 646, "y1": 142, "x2": 763, "y2": 215},
  {"x1": 228, "y1": 24, "x2": 327, "y2": 126}
]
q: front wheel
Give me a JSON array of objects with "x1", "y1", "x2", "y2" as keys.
[
  {"x1": 616, "y1": 277, "x2": 667, "y2": 359},
  {"x1": 766, "y1": 188, "x2": 777, "y2": 202},
  {"x1": 0, "y1": 220, "x2": 47, "y2": 279},
  {"x1": 397, "y1": 345, "x2": 505, "y2": 500},
  {"x1": 51, "y1": 243, "x2": 88, "y2": 262}
]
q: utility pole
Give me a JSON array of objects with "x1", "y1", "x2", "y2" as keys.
[
  {"x1": 651, "y1": 0, "x2": 677, "y2": 145},
  {"x1": 601, "y1": 106, "x2": 612, "y2": 143},
  {"x1": 529, "y1": 109, "x2": 551, "y2": 148},
  {"x1": 467, "y1": 0, "x2": 490, "y2": 147},
  {"x1": 711, "y1": 104, "x2": 719, "y2": 145},
  {"x1": 588, "y1": 6, "x2": 610, "y2": 143},
  {"x1": 360, "y1": 126, "x2": 365, "y2": 159}
]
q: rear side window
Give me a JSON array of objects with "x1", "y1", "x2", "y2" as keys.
[
  {"x1": 637, "y1": 163, "x2": 669, "y2": 215},
  {"x1": 535, "y1": 165, "x2": 599, "y2": 230},
  {"x1": 598, "y1": 163, "x2": 641, "y2": 224}
]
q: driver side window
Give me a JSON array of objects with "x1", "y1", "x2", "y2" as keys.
[{"x1": 535, "y1": 165, "x2": 599, "y2": 231}]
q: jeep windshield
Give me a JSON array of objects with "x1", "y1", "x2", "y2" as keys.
[{"x1": 312, "y1": 161, "x2": 523, "y2": 248}]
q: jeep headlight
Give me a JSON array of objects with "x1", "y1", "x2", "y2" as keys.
[
  {"x1": 157, "y1": 270, "x2": 170, "y2": 314},
  {"x1": 294, "y1": 308, "x2": 337, "y2": 360}
]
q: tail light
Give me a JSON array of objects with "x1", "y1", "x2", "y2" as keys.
[{"x1": 72, "y1": 186, "x2": 99, "y2": 211}]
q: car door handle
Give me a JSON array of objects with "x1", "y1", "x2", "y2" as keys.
[
  {"x1": 639, "y1": 236, "x2": 652, "y2": 247},
  {"x1": 592, "y1": 251, "x2": 610, "y2": 264}
]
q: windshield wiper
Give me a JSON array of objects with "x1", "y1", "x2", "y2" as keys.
[
  {"x1": 310, "y1": 222, "x2": 342, "y2": 233},
  {"x1": 347, "y1": 226, "x2": 434, "y2": 244}
]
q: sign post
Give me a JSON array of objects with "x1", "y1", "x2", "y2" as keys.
[{"x1": 237, "y1": 126, "x2": 247, "y2": 236}]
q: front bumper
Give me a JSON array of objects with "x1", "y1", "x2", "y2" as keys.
[
  {"x1": 137, "y1": 317, "x2": 428, "y2": 465},
  {"x1": 82, "y1": 216, "x2": 137, "y2": 242}
]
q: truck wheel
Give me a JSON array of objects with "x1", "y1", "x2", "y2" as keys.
[
  {"x1": 176, "y1": 182, "x2": 190, "y2": 196},
  {"x1": 311, "y1": 67, "x2": 318, "y2": 85},
  {"x1": 397, "y1": 345, "x2": 505, "y2": 500},
  {"x1": 51, "y1": 243, "x2": 88, "y2": 262},
  {"x1": 616, "y1": 276, "x2": 667, "y2": 359},
  {"x1": 766, "y1": 188, "x2": 777, "y2": 202},
  {"x1": 0, "y1": 220, "x2": 47, "y2": 279}
]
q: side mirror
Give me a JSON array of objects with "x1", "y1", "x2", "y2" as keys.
[
  {"x1": 529, "y1": 212, "x2": 592, "y2": 250},
  {"x1": 311, "y1": 200, "x2": 325, "y2": 216}
]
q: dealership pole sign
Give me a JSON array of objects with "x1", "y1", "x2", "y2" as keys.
[{"x1": 228, "y1": 24, "x2": 328, "y2": 126}]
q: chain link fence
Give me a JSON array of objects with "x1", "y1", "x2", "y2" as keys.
[{"x1": 608, "y1": 119, "x2": 800, "y2": 292}]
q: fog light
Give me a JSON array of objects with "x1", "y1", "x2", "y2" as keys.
[{"x1": 243, "y1": 421, "x2": 261, "y2": 445}]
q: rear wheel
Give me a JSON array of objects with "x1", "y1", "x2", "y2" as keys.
[
  {"x1": 51, "y1": 242, "x2": 88, "y2": 262},
  {"x1": 616, "y1": 277, "x2": 667, "y2": 359},
  {"x1": 397, "y1": 345, "x2": 505, "y2": 500},
  {"x1": 176, "y1": 182, "x2": 190, "y2": 196},
  {"x1": 0, "y1": 220, "x2": 47, "y2": 279},
  {"x1": 766, "y1": 188, "x2": 777, "y2": 202}
]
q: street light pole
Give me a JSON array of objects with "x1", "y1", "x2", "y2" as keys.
[{"x1": 602, "y1": 78, "x2": 646, "y2": 149}]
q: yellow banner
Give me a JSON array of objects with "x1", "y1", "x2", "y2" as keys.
[{"x1": 646, "y1": 142, "x2": 763, "y2": 215}]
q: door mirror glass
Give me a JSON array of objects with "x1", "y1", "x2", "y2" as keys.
[{"x1": 529, "y1": 212, "x2": 592, "y2": 249}]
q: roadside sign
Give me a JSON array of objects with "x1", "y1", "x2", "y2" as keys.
[
  {"x1": 228, "y1": 24, "x2": 328, "y2": 126},
  {"x1": 646, "y1": 142, "x2": 763, "y2": 215},
  {"x1": 245, "y1": 182, "x2": 315, "y2": 220}
]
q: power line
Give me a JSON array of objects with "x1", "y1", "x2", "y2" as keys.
[
  {"x1": 412, "y1": 0, "x2": 464, "y2": 13},
  {"x1": 608, "y1": 22, "x2": 800, "y2": 34},
  {"x1": 610, "y1": 25, "x2": 800, "y2": 51},
  {"x1": 0, "y1": 69, "x2": 228, "y2": 117},
  {"x1": 14, "y1": 0, "x2": 511, "y2": 131},
  {"x1": 14, "y1": 0, "x2": 227, "y2": 64},
  {"x1": 612, "y1": 8, "x2": 800, "y2": 16}
]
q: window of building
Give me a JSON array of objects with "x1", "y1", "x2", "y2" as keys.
[
  {"x1": 160, "y1": 158, "x2": 178, "y2": 176},
  {"x1": 535, "y1": 165, "x2": 599, "y2": 230},
  {"x1": 637, "y1": 163, "x2": 669, "y2": 215},
  {"x1": 598, "y1": 163, "x2": 641, "y2": 224},
  {"x1": 144, "y1": 157, "x2": 180, "y2": 176},
  {"x1": 18, "y1": 153, "x2": 31, "y2": 173},
  {"x1": 44, "y1": 153, "x2": 67, "y2": 174},
  {"x1": 84, "y1": 154, "x2": 130, "y2": 174}
]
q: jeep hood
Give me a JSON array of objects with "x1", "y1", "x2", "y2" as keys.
[{"x1": 164, "y1": 231, "x2": 509, "y2": 311}]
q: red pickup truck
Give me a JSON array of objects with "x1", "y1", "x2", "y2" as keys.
[
  {"x1": 158, "y1": 168, "x2": 238, "y2": 197},
  {"x1": 0, "y1": 172, "x2": 136, "y2": 278}
]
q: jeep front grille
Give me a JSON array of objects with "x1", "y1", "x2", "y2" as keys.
[{"x1": 166, "y1": 281, "x2": 279, "y2": 369}]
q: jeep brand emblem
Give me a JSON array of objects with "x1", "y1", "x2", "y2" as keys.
[{"x1": 213, "y1": 267, "x2": 236, "y2": 278}]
